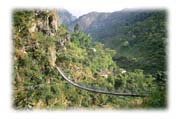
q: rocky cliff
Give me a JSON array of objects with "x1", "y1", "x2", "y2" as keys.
[
  {"x1": 28, "y1": 9, "x2": 59, "y2": 36},
  {"x1": 13, "y1": 9, "x2": 60, "y2": 69}
]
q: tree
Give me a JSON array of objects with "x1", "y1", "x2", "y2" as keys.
[{"x1": 74, "y1": 23, "x2": 80, "y2": 32}]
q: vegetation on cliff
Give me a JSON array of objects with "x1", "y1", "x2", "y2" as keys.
[{"x1": 13, "y1": 9, "x2": 166, "y2": 109}]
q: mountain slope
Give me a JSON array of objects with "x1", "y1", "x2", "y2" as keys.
[
  {"x1": 58, "y1": 8, "x2": 76, "y2": 25},
  {"x1": 70, "y1": 9, "x2": 167, "y2": 76},
  {"x1": 70, "y1": 12, "x2": 110, "y2": 32},
  {"x1": 70, "y1": 9, "x2": 153, "y2": 40}
]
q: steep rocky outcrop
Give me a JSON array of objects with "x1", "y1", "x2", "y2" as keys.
[
  {"x1": 28, "y1": 9, "x2": 59, "y2": 36},
  {"x1": 14, "y1": 9, "x2": 60, "y2": 69}
]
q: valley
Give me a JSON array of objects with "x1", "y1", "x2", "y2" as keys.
[{"x1": 13, "y1": 9, "x2": 167, "y2": 109}]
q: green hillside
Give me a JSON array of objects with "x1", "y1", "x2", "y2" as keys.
[
  {"x1": 102, "y1": 11, "x2": 167, "y2": 76},
  {"x1": 13, "y1": 9, "x2": 166, "y2": 109}
]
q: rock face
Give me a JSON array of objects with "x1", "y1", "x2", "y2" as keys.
[
  {"x1": 28, "y1": 9, "x2": 59, "y2": 36},
  {"x1": 58, "y1": 8, "x2": 76, "y2": 25},
  {"x1": 27, "y1": 9, "x2": 59, "y2": 67},
  {"x1": 69, "y1": 12, "x2": 110, "y2": 32},
  {"x1": 48, "y1": 45, "x2": 56, "y2": 67}
]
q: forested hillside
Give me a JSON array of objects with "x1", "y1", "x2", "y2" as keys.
[
  {"x1": 70, "y1": 9, "x2": 167, "y2": 84},
  {"x1": 101, "y1": 10, "x2": 167, "y2": 77},
  {"x1": 13, "y1": 9, "x2": 166, "y2": 109}
]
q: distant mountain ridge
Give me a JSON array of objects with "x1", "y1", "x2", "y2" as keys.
[
  {"x1": 58, "y1": 9, "x2": 157, "y2": 41},
  {"x1": 70, "y1": 12, "x2": 110, "y2": 32},
  {"x1": 70, "y1": 9, "x2": 156, "y2": 40},
  {"x1": 58, "y1": 8, "x2": 76, "y2": 25}
]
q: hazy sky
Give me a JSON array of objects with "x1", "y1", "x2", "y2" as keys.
[
  {"x1": 58, "y1": 0, "x2": 125, "y2": 17},
  {"x1": 59, "y1": 7, "x2": 125, "y2": 18},
  {"x1": 63, "y1": 8, "x2": 124, "y2": 17},
  {"x1": 57, "y1": 0, "x2": 169, "y2": 17}
]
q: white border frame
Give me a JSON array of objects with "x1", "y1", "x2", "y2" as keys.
[{"x1": 0, "y1": 0, "x2": 179, "y2": 119}]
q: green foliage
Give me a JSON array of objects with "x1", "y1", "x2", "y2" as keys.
[
  {"x1": 70, "y1": 30, "x2": 91, "y2": 48},
  {"x1": 13, "y1": 10, "x2": 34, "y2": 33},
  {"x1": 13, "y1": 10, "x2": 166, "y2": 109},
  {"x1": 74, "y1": 23, "x2": 80, "y2": 32},
  {"x1": 114, "y1": 69, "x2": 153, "y2": 93},
  {"x1": 100, "y1": 10, "x2": 167, "y2": 76}
]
